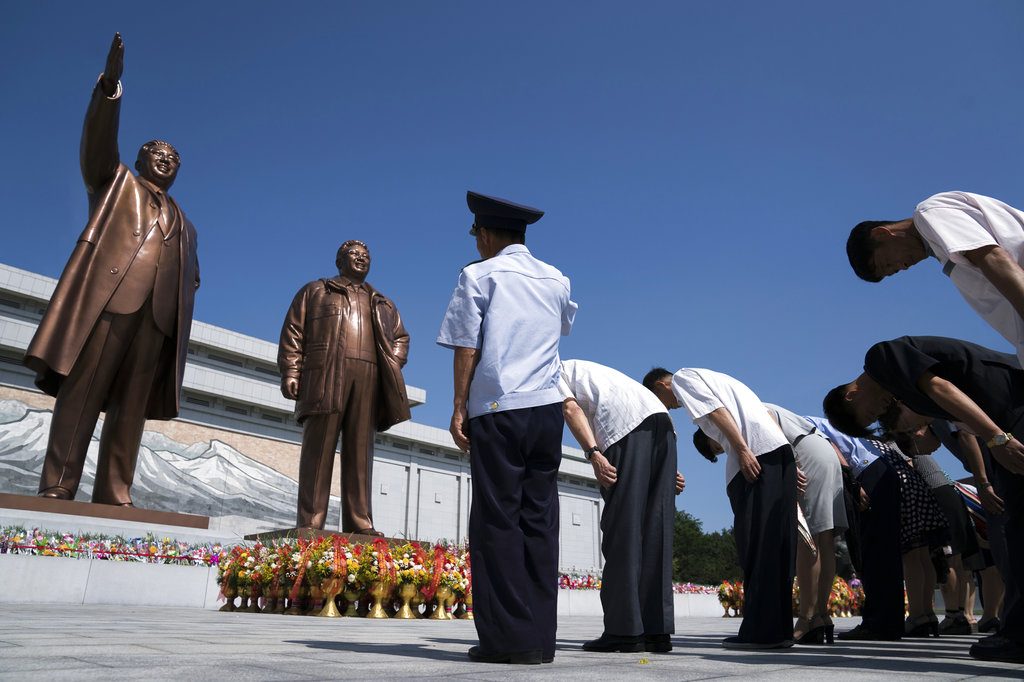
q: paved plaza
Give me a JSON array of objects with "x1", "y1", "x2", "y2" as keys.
[{"x1": 0, "y1": 605, "x2": 1021, "y2": 680}]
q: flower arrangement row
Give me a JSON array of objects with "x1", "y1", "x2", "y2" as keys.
[
  {"x1": 717, "y1": 577, "x2": 866, "y2": 617},
  {"x1": 217, "y1": 536, "x2": 471, "y2": 619},
  {"x1": 0, "y1": 526, "x2": 221, "y2": 565},
  {"x1": 559, "y1": 570, "x2": 717, "y2": 595}
]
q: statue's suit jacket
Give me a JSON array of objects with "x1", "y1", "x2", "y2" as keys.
[
  {"x1": 278, "y1": 277, "x2": 411, "y2": 431},
  {"x1": 23, "y1": 83, "x2": 200, "y2": 420}
]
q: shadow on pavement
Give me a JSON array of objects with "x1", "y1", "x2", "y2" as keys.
[{"x1": 287, "y1": 638, "x2": 467, "y2": 662}]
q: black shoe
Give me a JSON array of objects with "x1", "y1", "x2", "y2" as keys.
[
  {"x1": 644, "y1": 634, "x2": 672, "y2": 653},
  {"x1": 970, "y1": 635, "x2": 1024, "y2": 663},
  {"x1": 721, "y1": 636, "x2": 794, "y2": 650},
  {"x1": 542, "y1": 653, "x2": 554, "y2": 663},
  {"x1": 836, "y1": 624, "x2": 901, "y2": 641},
  {"x1": 467, "y1": 645, "x2": 542, "y2": 664},
  {"x1": 938, "y1": 615, "x2": 973, "y2": 635},
  {"x1": 977, "y1": 617, "x2": 1001, "y2": 634},
  {"x1": 795, "y1": 625, "x2": 825, "y2": 645},
  {"x1": 582, "y1": 633, "x2": 644, "y2": 652},
  {"x1": 905, "y1": 616, "x2": 939, "y2": 638}
]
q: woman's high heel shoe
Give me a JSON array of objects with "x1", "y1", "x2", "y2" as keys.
[{"x1": 795, "y1": 616, "x2": 828, "y2": 645}]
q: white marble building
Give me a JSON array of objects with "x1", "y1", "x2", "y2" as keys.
[{"x1": 0, "y1": 263, "x2": 604, "y2": 571}]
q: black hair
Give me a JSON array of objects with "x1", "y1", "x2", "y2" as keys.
[
  {"x1": 692, "y1": 428, "x2": 718, "y2": 463},
  {"x1": 846, "y1": 220, "x2": 897, "y2": 283},
  {"x1": 822, "y1": 383, "x2": 875, "y2": 438},
  {"x1": 642, "y1": 367, "x2": 672, "y2": 392}
]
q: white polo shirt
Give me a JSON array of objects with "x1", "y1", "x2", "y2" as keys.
[
  {"x1": 671, "y1": 368, "x2": 787, "y2": 485},
  {"x1": 914, "y1": 191, "x2": 1024, "y2": 364},
  {"x1": 437, "y1": 244, "x2": 577, "y2": 418},
  {"x1": 557, "y1": 359, "x2": 669, "y2": 452}
]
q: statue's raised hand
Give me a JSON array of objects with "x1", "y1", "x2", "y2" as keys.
[{"x1": 99, "y1": 33, "x2": 124, "y2": 97}]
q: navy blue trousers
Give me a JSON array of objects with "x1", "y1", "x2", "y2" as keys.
[
  {"x1": 856, "y1": 458, "x2": 905, "y2": 637},
  {"x1": 726, "y1": 445, "x2": 797, "y2": 644},
  {"x1": 468, "y1": 403, "x2": 563, "y2": 659}
]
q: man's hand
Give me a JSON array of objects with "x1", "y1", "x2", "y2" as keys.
[
  {"x1": 991, "y1": 437, "x2": 1024, "y2": 475},
  {"x1": 857, "y1": 487, "x2": 871, "y2": 512},
  {"x1": 738, "y1": 448, "x2": 761, "y2": 483},
  {"x1": 590, "y1": 452, "x2": 617, "y2": 488},
  {"x1": 100, "y1": 33, "x2": 124, "y2": 97},
  {"x1": 449, "y1": 405, "x2": 471, "y2": 452},
  {"x1": 796, "y1": 466, "x2": 808, "y2": 496},
  {"x1": 977, "y1": 482, "x2": 1006, "y2": 515},
  {"x1": 281, "y1": 377, "x2": 299, "y2": 400},
  {"x1": 675, "y1": 471, "x2": 686, "y2": 495}
]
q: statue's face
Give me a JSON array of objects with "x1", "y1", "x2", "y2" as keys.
[
  {"x1": 338, "y1": 244, "x2": 371, "y2": 280},
  {"x1": 135, "y1": 143, "x2": 180, "y2": 189}
]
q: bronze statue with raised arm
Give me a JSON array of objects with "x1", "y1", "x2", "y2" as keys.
[
  {"x1": 278, "y1": 241, "x2": 410, "y2": 533},
  {"x1": 23, "y1": 33, "x2": 201, "y2": 506}
]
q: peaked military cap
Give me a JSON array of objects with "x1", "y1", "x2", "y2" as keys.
[{"x1": 467, "y1": 191, "x2": 544, "y2": 235}]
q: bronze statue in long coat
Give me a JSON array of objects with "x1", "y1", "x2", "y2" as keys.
[
  {"x1": 278, "y1": 240, "x2": 410, "y2": 532},
  {"x1": 23, "y1": 34, "x2": 200, "y2": 505}
]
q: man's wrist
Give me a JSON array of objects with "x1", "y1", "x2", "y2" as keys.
[
  {"x1": 985, "y1": 432, "x2": 1014, "y2": 448},
  {"x1": 978, "y1": 481, "x2": 994, "y2": 489},
  {"x1": 584, "y1": 446, "x2": 601, "y2": 461}
]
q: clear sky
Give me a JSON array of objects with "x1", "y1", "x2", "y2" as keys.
[{"x1": 2, "y1": 1, "x2": 1023, "y2": 532}]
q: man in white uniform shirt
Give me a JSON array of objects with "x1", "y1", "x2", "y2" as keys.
[
  {"x1": 847, "y1": 191, "x2": 1024, "y2": 364},
  {"x1": 437, "y1": 191, "x2": 576, "y2": 665},
  {"x1": 645, "y1": 367, "x2": 797, "y2": 649},
  {"x1": 559, "y1": 360, "x2": 684, "y2": 653}
]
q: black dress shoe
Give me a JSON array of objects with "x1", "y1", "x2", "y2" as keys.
[
  {"x1": 721, "y1": 636, "x2": 793, "y2": 650},
  {"x1": 977, "y1": 616, "x2": 1000, "y2": 634},
  {"x1": 467, "y1": 645, "x2": 542, "y2": 664},
  {"x1": 644, "y1": 633, "x2": 672, "y2": 653},
  {"x1": 970, "y1": 634, "x2": 1024, "y2": 663},
  {"x1": 836, "y1": 624, "x2": 902, "y2": 641},
  {"x1": 582, "y1": 633, "x2": 644, "y2": 652}
]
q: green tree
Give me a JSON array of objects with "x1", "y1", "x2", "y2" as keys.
[{"x1": 673, "y1": 510, "x2": 741, "y2": 584}]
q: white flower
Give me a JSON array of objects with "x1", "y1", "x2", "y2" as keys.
[
  {"x1": 347, "y1": 574, "x2": 356, "y2": 583},
  {"x1": 306, "y1": 560, "x2": 312, "y2": 569}
]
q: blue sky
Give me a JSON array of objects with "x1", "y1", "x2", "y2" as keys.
[{"x1": 2, "y1": 2, "x2": 1023, "y2": 532}]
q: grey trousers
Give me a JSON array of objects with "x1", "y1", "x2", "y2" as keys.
[{"x1": 599, "y1": 413, "x2": 677, "y2": 636}]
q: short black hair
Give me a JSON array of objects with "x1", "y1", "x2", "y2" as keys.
[
  {"x1": 692, "y1": 428, "x2": 718, "y2": 463},
  {"x1": 846, "y1": 220, "x2": 897, "y2": 283},
  {"x1": 642, "y1": 367, "x2": 672, "y2": 392},
  {"x1": 479, "y1": 225, "x2": 526, "y2": 245},
  {"x1": 822, "y1": 383, "x2": 874, "y2": 438}
]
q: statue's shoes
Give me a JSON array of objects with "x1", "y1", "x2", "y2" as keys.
[
  {"x1": 354, "y1": 528, "x2": 385, "y2": 537},
  {"x1": 38, "y1": 486, "x2": 73, "y2": 500}
]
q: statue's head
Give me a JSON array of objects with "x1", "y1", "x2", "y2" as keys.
[
  {"x1": 135, "y1": 140, "x2": 180, "y2": 190},
  {"x1": 336, "y1": 240, "x2": 371, "y2": 282}
]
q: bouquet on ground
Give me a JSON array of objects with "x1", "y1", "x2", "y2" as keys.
[
  {"x1": 353, "y1": 537, "x2": 397, "y2": 587},
  {"x1": 717, "y1": 580, "x2": 743, "y2": 617},
  {"x1": 393, "y1": 542, "x2": 430, "y2": 588}
]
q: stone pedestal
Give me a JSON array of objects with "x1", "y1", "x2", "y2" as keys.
[{"x1": 0, "y1": 492, "x2": 209, "y2": 529}]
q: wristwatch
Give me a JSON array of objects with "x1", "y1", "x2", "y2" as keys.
[
  {"x1": 986, "y1": 432, "x2": 1014, "y2": 448},
  {"x1": 584, "y1": 446, "x2": 601, "y2": 461}
]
